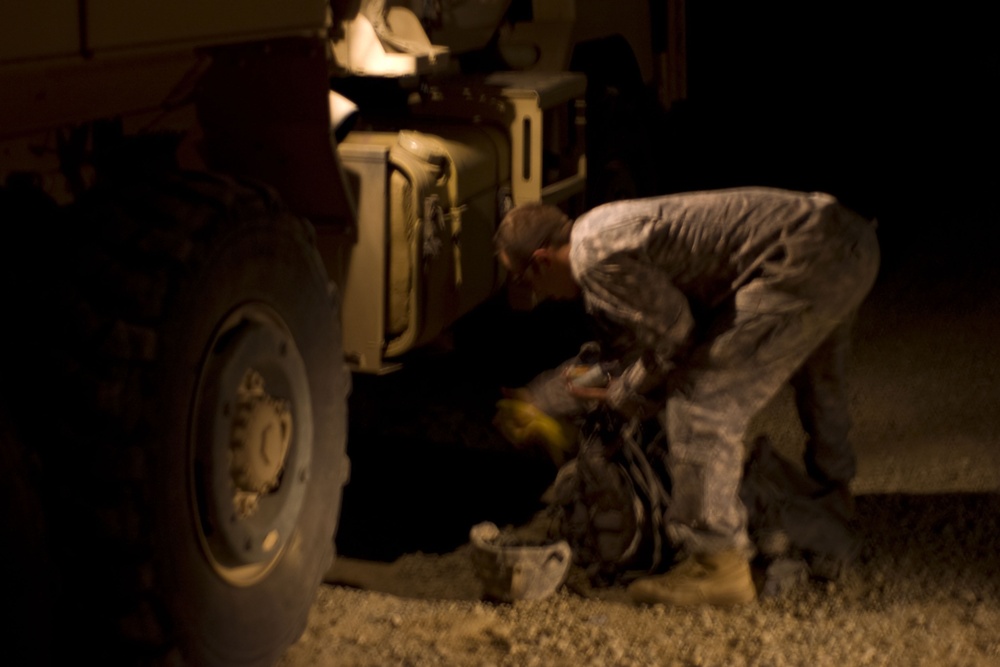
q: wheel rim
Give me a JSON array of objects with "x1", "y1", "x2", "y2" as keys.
[{"x1": 191, "y1": 303, "x2": 314, "y2": 586}]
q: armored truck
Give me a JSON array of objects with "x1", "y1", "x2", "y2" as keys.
[{"x1": 0, "y1": 1, "x2": 682, "y2": 664}]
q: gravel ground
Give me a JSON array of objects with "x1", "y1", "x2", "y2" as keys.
[{"x1": 278, "y1": 222, "x2": 1000, "y2": 667}]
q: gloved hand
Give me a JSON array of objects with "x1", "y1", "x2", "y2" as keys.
[{"x1": 494, "y1": 398, "x2": 577, "y2": 465}]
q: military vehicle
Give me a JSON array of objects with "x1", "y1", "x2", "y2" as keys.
[{"x1": 0, "y1": 1, "x2": 684, "y2": 664}]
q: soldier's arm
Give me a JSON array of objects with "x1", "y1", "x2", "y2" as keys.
[{"x1": 579, "y1": 255, "x2": 694, "y2": 413}]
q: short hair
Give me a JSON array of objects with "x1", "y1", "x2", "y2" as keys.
[{"x1": 494, "y1": 202, "x2": 572, "y2": 275}]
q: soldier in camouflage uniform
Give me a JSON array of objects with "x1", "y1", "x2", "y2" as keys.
[{"x1": 494, "y1": 187, "x2": 880, "y2": 606}]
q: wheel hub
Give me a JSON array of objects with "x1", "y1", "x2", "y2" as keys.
[
  {"x1": 230, "y1": 369, "x2": 292, "y2": 518},
  {"x1": 192, "y1": 307, "x2": 313, "y2": 584}
]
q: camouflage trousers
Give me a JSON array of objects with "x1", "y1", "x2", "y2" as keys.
[{"x1": 664, "y1": 212, "x2": 880, "y2": 556}]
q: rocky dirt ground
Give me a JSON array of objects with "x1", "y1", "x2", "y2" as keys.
[{"x1": 278, "y1": 219, "x2": 1000, "y2": 667}]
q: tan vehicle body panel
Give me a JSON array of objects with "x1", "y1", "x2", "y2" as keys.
[{"x1": 0, "y1": 1, "x2": 328, "y2": 139}]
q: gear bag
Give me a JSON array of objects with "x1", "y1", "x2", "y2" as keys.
[
  {"x1": 543, "y1": 411, "x2": 676, "y2": 584},
  {"x1": 544, "y1": 414, "x2": 860, "y2": 585}
]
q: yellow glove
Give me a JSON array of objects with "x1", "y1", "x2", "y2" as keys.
[{"x1": 494, "y1": 399, "x2": 577, "y2": 465}]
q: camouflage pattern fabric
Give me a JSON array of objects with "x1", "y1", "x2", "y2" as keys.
[{"x1": 568, "y1": 187, "x2": 880, "y2": 555}]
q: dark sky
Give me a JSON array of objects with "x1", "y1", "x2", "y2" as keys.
[{"x1": 674, "y1": 3, "x2": 997, "y2": 245}]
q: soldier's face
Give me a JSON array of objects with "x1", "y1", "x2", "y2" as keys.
[{"x1": 501, "y1": 246, "x2": 579, "y2": 302}]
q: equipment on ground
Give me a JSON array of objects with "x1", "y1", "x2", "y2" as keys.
[
  {"x1": 469, "y1": 521, "x2": 572, "y2": 602},
  {"x1": 543, "y1": 420, "x2": 862, "y2": 590},
  {"x1": 497, "y1": 353, "x2": 861, "y2": 590}
]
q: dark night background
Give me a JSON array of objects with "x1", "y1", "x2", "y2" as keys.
[{"x1": 677, "y1": 2, "x2": 997, "y2": 256}]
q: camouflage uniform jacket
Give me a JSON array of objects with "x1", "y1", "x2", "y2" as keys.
[{"x1": 568, "y1": 186, "x2": 864, "y2": 412}]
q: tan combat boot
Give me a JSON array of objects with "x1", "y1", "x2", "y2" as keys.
[{"x1": 627, "y1": 550, "x2": 757, "y2": 606}]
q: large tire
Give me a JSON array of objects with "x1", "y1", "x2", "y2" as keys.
[
  {"x1": 0, "y1": 404, "x2": 57, "y2": 667},
  {"x1": 0, "y1": 181, "x2": 62, "y2": 667},
  {"x1": 32, "y1": 173, "x2": 350, "y2": 666}
]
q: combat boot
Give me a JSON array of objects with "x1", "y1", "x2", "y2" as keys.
[{"x1": 627, "y1": 550, "x2": 757, "y2": 606}]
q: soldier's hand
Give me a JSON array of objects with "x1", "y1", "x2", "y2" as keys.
[
  {"x1": 564, "y1": 382, "x2": 609, "y2": 402},
  {"x1": 562, "y1": 365, "x2": 610, "y2": 402}
]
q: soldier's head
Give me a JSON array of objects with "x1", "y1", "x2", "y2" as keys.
[{"x1": 495, "y1": 202, "x2": 579, "y2": 301}]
